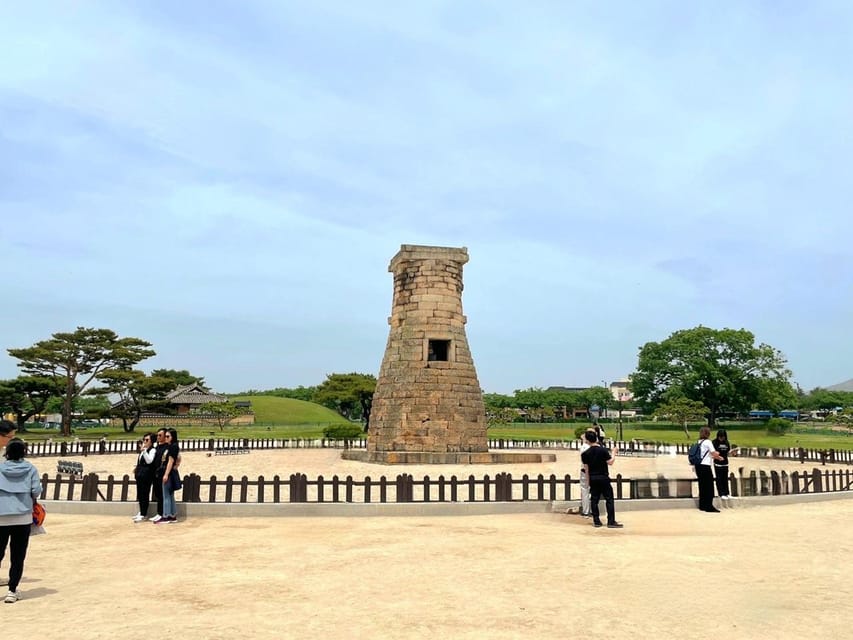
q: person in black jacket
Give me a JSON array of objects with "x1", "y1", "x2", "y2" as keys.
[
  {"x1": 149, "y1": 428, "x2": 167, "y2": 521},
  {"x1": 711, "y1": 429, "x2": 736, "y2": 500},
  {"x1": 132, "y1": 433, "x2": 158, "y2": 522}
]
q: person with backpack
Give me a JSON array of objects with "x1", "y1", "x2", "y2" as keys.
[{"x1": 691, "y1": 426, "x2": 724, "y2": 512}]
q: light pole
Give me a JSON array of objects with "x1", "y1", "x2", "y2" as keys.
[
  {"x1": 601, "y1": 380, "x2": 609, "y2": 420},
  {"x1": 618, "y1": 393, "x2": 626, "y2": 441}
]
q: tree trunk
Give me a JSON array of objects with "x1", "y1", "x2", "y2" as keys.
[
  {"x1": 62, "y1": 376, "x2": 74, "y2": 437},
  {"x1": 708, "y1": 408, "x2": 718, "y2": 429},
  {"x1": 682, "y1": 420, "x2": 690, "y2": 438}
]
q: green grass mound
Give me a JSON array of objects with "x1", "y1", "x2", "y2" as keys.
[{"x1": 230, "y1": 395, "x2": 346, "y2": 425}]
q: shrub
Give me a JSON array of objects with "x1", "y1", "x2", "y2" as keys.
[
  {"x1": 574, "y1": 426, "x2": 588, "y2": 439},
  {"x1": 766, "y1": 417, "x2": 793, "y2": 436},
  {"x1": 322, "y1": 424, "x2": 365, "y2": 440}
]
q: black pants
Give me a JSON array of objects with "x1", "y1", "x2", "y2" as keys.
[
  {"x1": 714, "y1": 465, "x2": 729, "y2": 497},
  {"x1": 0, "y1": 524, "x2": 31, "y2": 592},
  {"x1": 696, "y1": 464, "x2": 715, "y2": 510},
  {"x1": 136, "y1": 473, "x2": 154, "y2": 517},
  {"x1": 589, "y1": 477, "x2": 616, "y2": 525},
  {"x1": 152, "y1": 475, "x2": 164, "y2": 516}
]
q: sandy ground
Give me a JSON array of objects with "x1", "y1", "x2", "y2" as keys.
[{"x1": 4, "y1": 450, "x2": 852, "y2": 639}]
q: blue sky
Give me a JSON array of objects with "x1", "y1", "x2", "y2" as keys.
[{"x1": 2, "y1": 2, "x2": 851, "y2": 395}]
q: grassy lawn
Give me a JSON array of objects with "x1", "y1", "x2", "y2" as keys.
[
  {"x1": 14, "y1": 399, "x2": 853, "y2": 452},
  {"x1": 488, "y1": 421, "x2": 853, "y2": 451}
]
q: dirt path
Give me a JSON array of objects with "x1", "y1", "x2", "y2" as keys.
[{"x1": 6, "y1": 450, "x2": 853, "y2": 639}]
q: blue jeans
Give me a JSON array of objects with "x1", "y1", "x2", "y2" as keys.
[{"x1": 163, "y1": 483, "x2": 176, "y2": 517}]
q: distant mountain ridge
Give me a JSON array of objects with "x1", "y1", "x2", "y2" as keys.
[{"x1": 827, "y1": 379, "x2": 853, "y2": 392}]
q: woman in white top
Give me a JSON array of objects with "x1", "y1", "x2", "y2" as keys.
[
  {"x1": 696, "y1": 426, "x2": 724, "y2": 512},
  {"x1": 132, "y1": 433, "x2": 158, "y2": 522}
]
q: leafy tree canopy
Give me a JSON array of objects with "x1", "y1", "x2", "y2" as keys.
[
  {"x1": 151, "y1": 369, "x2": 206, "y2": 390},
  {"x1": 313, "y1": 373, "x2": 377, "y2": 427},
  {"x1": 0, "y1": 376, "x2": 63, "y2": 429},
  {"x1": 630, "y1": 326, "x2": 791, "y2": 427},
  {"x1": 90, "y1": 370, "x2": 176, "y2": 433},
  {"x1": 8, "y1": 327, "x2": 155, "y2": 436},
  {"x1": 653, "y1": 397, "x2": 709, "y2": 438},
  {"x1": 198, "y1": 400, "x2": 241, "y2": 431}
]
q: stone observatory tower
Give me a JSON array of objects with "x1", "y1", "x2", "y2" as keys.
[
  {"x1": 365, "y1": 244, "x2": 487, "y2": 463},
  {"x1": 342, "y1": 243, "x2": 554, "y2": 465}
]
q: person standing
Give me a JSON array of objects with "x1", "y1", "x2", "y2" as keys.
[
  {"x1": 0, "y1": 421, "x2": 16, "y2": 452},
  {"x1": 577, "y1": 430, "x2": 593, "y2": 517},
  {"x1": 0, "y1": 439, "x2": 42, "y2": 603},
  {"x1": 155, "y1": 429, "x2": 180, "y2": 524},
  {"x1": 132, "y1": 433, "x2": 158, "y2": 522},
  {"x1": 580, "y1": 430, "x2": 623, "y2": 529},
  {"x1": 711, "y1": 429, "x2": 736, "y2": 500},
  {"x1": 695, "y1": 426, "x2": 724, "y2": 512},
  {"x1": 149, "y1": 429, "x2": 167, "y2": 522}
]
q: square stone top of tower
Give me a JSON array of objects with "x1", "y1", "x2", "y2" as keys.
[{"x1": 389, "y1": 244, "x2": 469, "y2": 272}]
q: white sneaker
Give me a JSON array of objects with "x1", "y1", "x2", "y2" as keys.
[
  {"x1": 150, "y1": 515, "x2": 163, "y2": 523},
  {"x1": 721, "y1": 495, "x2": 729, "y2": 500},
  {"x1": 4, "y1": 590, "x2": 20, "y2": 604},
  {"x1": 132, "y1": 514, "x2": 146, "y2": 522}
]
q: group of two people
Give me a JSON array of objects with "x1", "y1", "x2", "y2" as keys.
[
  {"x1": 133, "y1": 427, "x2": 182, "y2": 524},
  {"x1": 0, "y1": 420, "x2": 41, "y2": 604},
  {"x1": 579, "y1": 426, "x2": 624, "y2": 529},
  {"x1": 695, "y1": 427, "x2": 736, "y2": 512}
]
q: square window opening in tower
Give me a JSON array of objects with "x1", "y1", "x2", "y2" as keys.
[{"x1": 428, "y1": 339, "x2": 450, "y2": 362}]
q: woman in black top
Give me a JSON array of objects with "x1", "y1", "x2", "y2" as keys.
[
  {"x1": 132, "y1": 433, "x2": 157, "y2": 522},
  {"x1": 155, "y1": 429, "x2": 181, "y2": 524},
  {"x1": 711, "y1": 429, "x2": 736, "y2": 500}
]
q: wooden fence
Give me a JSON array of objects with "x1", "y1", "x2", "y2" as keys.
[
  {"x1": 25, "y1": 437, "x2": 853, "y2": 467},
  {"x1": 39, "y1": 466, "x2": 853, "y2": 505}
]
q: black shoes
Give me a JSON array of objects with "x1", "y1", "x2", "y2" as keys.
[
  {"x1": 607, "y1": 522, "x2": 624, "y2": 528},
  {"x1": 703, "y1": 507, "x2": 721, "y2": 513},
  {"x1": 593, "y1": 521, "x2": 603, "y2": 528}
]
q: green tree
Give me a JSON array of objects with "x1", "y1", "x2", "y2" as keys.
[
  {"x1": 151, "y1": 369, "x2": 206, "y2": 389},
  {"x1": 754, "y1": 377, "x2": 798, "y2": 414},
  {"x1": 0, "y1": 376, "x2": 63, "y2": 429},
  {"x1": 90, "y1": 370, "x2": 176, "y2": 433},
  {"x1": 199, "y1": 401, "x2": 241, "y2": 431},
  {"x1": 513, "y1": 388, "x2": 551, "y2": 422},
  {"x1": 313, "y1": 373, "x2": 377, "y2": 427},
  {"x1": 577, "y1": 386, "x2": 612, "y2": 424},
  {"x1": 653, "y1": 397, "x2": 709, "y2": 438},
  {"x1": 483, "y1": 392, "x2": 517, "y2": 427},
  {"x1": 8, "y1": 327, "x2": 155, "y2": 436},
  {"x1": 630, "y1": 326, "x2": 790, "y2": 428}
]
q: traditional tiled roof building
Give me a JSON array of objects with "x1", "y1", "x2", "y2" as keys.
[{"x1": 165, "y1": 383, "x2": 227, "y2": 415}]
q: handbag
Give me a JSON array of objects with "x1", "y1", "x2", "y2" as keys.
[
  {"x1": 32, "y1": 501, "x2": 47, "y2": 535},
  {"x1": 168, "y1": 469, "x2": 183, "y2": 491}
]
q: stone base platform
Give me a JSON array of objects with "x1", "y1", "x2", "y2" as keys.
[{"x1": 340, "y1": 450, "x2": 557, "y2": 464}]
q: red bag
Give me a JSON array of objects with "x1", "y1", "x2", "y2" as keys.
[{"x1": 32, "y1": 502, "x2": 46, "y2": 527}]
